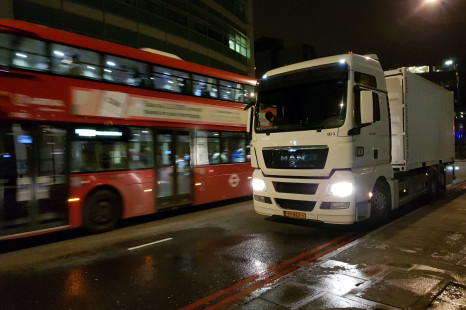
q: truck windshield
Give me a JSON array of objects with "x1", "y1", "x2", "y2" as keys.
[{"x1": 255, "y1": 63, "x2": 349, "y2": 133}]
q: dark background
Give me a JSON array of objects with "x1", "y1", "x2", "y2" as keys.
[{"x1": 252, "y1": 0, "x2": 466, "y2": 70}]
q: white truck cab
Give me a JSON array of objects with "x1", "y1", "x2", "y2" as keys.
[{"x1": 248, "y1": 54, "x2": 454, "y2": 225}]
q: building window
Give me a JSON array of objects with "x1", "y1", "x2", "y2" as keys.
[{"x1": 228, "y1": 31, "x2": 247, "y2": 57}]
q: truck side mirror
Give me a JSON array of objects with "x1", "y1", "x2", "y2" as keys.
[
  {"x1": 246, "y1": 106, "x2": 254, "y2": 133},
  {"x1": 360, "y1": 90, "x2": 374, "y2": 125}
]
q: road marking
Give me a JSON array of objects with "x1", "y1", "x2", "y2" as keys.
[
  {"x1": 127, "y1": 237, "x2": 173, "y2": 251},
  {"x1": 180, "y1": 232, "x2": 365, "y2": 310}
]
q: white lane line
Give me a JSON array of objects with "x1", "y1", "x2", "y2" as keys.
[{"x1": 127, "y1": 237, "x2": 173, "y2": 251}]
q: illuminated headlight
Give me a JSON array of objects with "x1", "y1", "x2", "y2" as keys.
[
  {"x1": 327, "y1": 182, "x2": 353, "y2": 197},
  {"x1": 252, "y1": 178, "x2": 266, "y2": 191}
]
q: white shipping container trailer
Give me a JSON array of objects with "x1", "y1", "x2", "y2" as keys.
[{"x1": 386, "y1": 68, "x2": 454, "y2": 171}]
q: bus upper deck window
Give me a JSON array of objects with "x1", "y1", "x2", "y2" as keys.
[
  {"x1": 0, "y1": 33, "x2": 13, "y2": 67},
  {"x1": 51, "y1": 44, "x2": 100, "y2": 79},
  {"x1": 10, "y1": 36, "x2": 48, "y2": 71},
  {"x1": 152, "y1": 66, "x2": 190, "y2": 94},
  {"x1": 103, "y1": 55, "x2": 148, "y2": 87},
  {"x1": 192, "y1": 74, "x2": 218, "y2": 98},
  {"x1": 219, "y1": 80, "x2": 243, "y2": 102}
]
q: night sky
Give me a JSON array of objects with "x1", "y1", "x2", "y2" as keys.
[{"x1": 253, "y1": 0, "x2": 466, "y2": 70}]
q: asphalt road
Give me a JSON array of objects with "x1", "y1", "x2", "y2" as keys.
[
  {"x1": 0, "y1": 199, "x2": 365, "y2": 310},
  {"x1": 2, "y1": 160, "x2": 465, "y2": 310}
]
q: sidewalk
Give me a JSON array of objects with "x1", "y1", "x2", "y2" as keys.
[{"x1": 228, "y1": 186, "x2": 466, "y2": 309}]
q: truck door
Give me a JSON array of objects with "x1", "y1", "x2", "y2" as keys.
[{"x1": 354, "y1": 90, "x2": 391, "y2": 168}]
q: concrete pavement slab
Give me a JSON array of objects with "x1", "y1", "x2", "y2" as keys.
[{"x1": 228, "y1": 186, "x2": 466, "y2": 309}]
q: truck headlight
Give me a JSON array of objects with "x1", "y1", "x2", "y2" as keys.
[
  {"x1": 328, "y1": 182, "x2": 353, "y2": 197},
  {"x1": 252, "y1": 178, "x2": 266, "y2": 191}
]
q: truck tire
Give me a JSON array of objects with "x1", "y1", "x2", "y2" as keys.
[
  {"x1": 83, "y1": 190, "x2": 122, "y2": 234},
  {"x1": 368, "y1": 181, "x2": 391, "y2": 226},
  {"x1": 427, "y1": 167, "x2": 440, "y2": 200}
]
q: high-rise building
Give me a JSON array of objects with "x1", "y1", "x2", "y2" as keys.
[
  {"x1": 0, "y1": 0, "x2": 254, "y2": 76},
  {"x1": 254, "y1": 37, "x2": 315, "y2": 79}
]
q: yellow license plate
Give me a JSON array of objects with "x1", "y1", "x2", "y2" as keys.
[{"x1": 284, "y1": 211, "x2": 306, "y2": 219}]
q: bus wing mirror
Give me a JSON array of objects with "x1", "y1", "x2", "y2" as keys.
[{"x1": 360, "y1": 90, "x2": 374, "y2": 125}]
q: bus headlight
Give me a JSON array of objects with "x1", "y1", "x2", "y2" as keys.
[
  {"x1": 252, "y1": 178, "x2": 266, "y2": 191},
  {"x1": 328, "y1": 182, "x2": 353, "y2": 197}
]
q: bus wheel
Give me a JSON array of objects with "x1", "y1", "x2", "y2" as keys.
[
  {"x1": 427, "y1": 167, "x2": 440, "y2": 200},
  {"x1": 368, "y1": 181, "x2": 391, "y2": 226},
  {"x1": 83, "y1": 190, "x2": 121, "y2": 234}
]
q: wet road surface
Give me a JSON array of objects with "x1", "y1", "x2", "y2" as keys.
[{"x1": 0, "y1": 200, "x2": 366, "y2": 310}]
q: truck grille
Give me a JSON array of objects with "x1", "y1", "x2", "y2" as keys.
[
  {"x1": 262, "y1": 146, "x2": 328, "y2": 169},
  {"x1": 273, "y1": 182, "x2": 318, "y2": 195},
  {"x1": 275, "y1": 199, "x2": 316, "y2": 212}
]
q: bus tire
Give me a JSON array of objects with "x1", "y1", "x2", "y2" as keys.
[
  {"x1": 368, "y1": 180, "x2": 391, "y2": 226},
  {"x1": 83, "y1": 190, "x2": 122, "y2": 234},
  {"x1": 427, "y1": 167, "x2": 440, "y2": 200}
]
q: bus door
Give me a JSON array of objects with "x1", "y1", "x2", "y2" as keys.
[
  {"x1": 0, "y1": 123, "x2": 68, "y2": 237},
  {"x1": 155, "y1": 130, "x2": 193, "y2": 209}
]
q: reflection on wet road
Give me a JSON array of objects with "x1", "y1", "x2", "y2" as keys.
[{"x1": 0, "y1": 200, "x2": 367, "y2": 309}]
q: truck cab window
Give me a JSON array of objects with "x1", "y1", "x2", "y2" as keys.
[{"x1": 355, "y1": 72, "x2": 377, "y2": 88}]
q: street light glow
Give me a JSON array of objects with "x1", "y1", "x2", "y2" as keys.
[{"x1": 445, "y1": 60, "x2": 453, "y2": 66}]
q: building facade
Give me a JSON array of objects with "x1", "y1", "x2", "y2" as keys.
[
  {"x1": 0, "y1": 0, "x2": 254, "y2": 76},
  {"x1": 254, "y1": 37, "x2": 315, "y2": 79}
]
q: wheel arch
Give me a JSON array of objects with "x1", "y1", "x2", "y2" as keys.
[
  {"x1": 84, "y1": 185, "x2": 123, "y2": 211},
  {"x1": 82, "y1": 185, "x2": 124, "y2": 233}
]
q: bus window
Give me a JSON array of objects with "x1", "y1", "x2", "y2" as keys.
[
  {"x1": 128, "y1": 127, "x2": 154, "y2": 169},
  {"x1": 0, "y1": 33, "x2": 13, "y2": 67},
  {"x1": 192, "y1": 74, "x2": 218, "y2": 98},
  {"x1": 11, "y1": 36, "x2": 48, "y2": 71},
  {"x1": 207, "y1": 131, "x2": 222, "y2": 164},
  {"x1": 152, "y1": 66, "x2": 190, "y2": 94},
  {"x1": 51, "y1": 44, "x2": 101, "y2": 79},
  {"x1": 222, "y1": 132, "x2": 247, "y2": 163},
  {"x1": 103, "y1": 55, "x2": 148, "y2": 87},
  {"x1": 219, "y1": 80, "x2": 243, "y2": 102},
  {"x1": 243, "y1": 85, "x2": 255, "y2": 105},
  {"x1": 71, "y1": 126, "x2": 127, "y2": 173},
  {"x1": 176, "y1": 132, "x2": 191, "y2": 195}
]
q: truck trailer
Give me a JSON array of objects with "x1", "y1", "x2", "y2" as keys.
[{"x1": 248, "y1": 53, "x2": 454, "y2": 225}]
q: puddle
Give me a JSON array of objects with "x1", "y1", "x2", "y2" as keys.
[{"x1": 428, "y1": 283, "x2": 466, "y2": 309}]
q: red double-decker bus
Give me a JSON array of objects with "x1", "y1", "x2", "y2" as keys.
[{"x1": 0, "y1": 19, "x2": 256, "y2": 239}]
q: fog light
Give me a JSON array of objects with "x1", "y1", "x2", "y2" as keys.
[
  {"x1": 254, "y1": 195, "x2": 272, "y2": 204},
  {"x1": 320, "y1": 202, "x2": 350, "y2": 209}
]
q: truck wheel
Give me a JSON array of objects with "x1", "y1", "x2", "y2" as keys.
[
  {"x1": 427, "y1": 167, "x2": 440, "y2": 200},
  {"x1": 368, "y1": 181, "x2": 391, "y2": 226},
  {"x1": 83, "y1": 190, "x2": 121, "y2": 234}
]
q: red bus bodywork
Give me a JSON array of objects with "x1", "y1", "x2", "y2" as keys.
[{"x1": 0, "y1": 19, "x2": 256, "y2": 239}]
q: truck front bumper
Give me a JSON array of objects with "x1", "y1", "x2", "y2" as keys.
[{"x1": 252, "y1": 169, "x2": 360, "y2": 225}]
